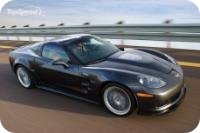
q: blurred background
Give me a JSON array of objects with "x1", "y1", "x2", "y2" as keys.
[{"x1": 0, "y1": 0, "x2": 200, "y2": 27}]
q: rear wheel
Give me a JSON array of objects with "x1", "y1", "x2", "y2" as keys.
[
  {"x1": 102, "y1": 84, "x2": 136, "y2": 116},
  {"x1": 16, "y1": 66, "x2": 34, "y2": 89}
]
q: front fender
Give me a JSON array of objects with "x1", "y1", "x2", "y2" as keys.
[
  {"x1": 83, "y1": 67, "x2": 143, "y2": 95},
  {"x1": 13, "y1": 55, "x2": 33, "y2": 72}
]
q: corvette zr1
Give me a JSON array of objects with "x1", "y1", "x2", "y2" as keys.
[{"x1": 9, "y1": 34, "x2": 186, "y2": 116}]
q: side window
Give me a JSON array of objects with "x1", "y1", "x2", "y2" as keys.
[{"x1": 42, "y1": 43, "x2": 70, "y2": 61}]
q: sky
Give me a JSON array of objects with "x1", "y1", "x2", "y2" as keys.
[{"x1": 0, "y1": 0, "x2": 200, "y2": 27}]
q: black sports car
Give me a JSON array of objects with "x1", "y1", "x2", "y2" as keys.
[{"x1": 9, "y1": 34, "x2": 186, "y2": 116}]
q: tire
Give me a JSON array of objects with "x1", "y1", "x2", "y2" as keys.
[
  {"x1": 102, "y1": 83, "x2": 136, "y2": 116},
  {"x1": 16, "y1": 66, "x2": 34, "y2": 89}
]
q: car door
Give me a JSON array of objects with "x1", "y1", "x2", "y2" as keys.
[{"x1": 33, "y1": 42, "x2": 85, "y2": 93}]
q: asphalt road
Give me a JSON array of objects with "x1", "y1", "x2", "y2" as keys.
[{"x1": 0, "y1": 41, "x2": 199, "y2": 133}]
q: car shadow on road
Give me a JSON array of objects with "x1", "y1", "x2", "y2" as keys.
[{"x1": 0, "y1": 63, "x2": 115, "y2": 118}]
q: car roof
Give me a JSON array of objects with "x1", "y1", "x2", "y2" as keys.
[
  {"x1": 50, "y1": 34, "x2": 92, "y2": 43},
  {"x1": 30, "y1": 34, "x2": 93, "y2": 48}
]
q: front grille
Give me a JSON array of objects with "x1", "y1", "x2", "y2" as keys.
[
  {"x1": 156, "y1": 89, "x2": 182, "y2": 108},
  {"x1": 170, "y1": 90, "x2": 181, "y2": 102}
]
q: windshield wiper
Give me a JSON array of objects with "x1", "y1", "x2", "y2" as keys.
[{"x1": 87, "y1": 50, "x2": 120, "y2": 65}]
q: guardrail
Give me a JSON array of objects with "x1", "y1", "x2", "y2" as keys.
[{"x1": 0, "y1": 24, "x2": 200, "y2": 42}]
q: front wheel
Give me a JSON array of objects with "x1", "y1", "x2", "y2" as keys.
[
  {"x1": 16, "y1": 66, "x2": 34, "y2": 89},
  {"x1": 102, "y1": 84, "x2": 136, "y2": 116}
]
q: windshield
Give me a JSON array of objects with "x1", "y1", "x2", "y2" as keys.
[{"x1": 65, "y1": 36, "x2": 120, "y2": 64}]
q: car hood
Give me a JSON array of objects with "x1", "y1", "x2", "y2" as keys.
[{"x1": 88, "y1": 50, "x2": 173, "y2": 74}]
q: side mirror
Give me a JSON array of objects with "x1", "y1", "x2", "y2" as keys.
[{"x1": 52, "y1": 59, "x2": 69, "y2": 68}]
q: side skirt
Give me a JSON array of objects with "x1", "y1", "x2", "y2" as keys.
[{"x1": 36, "y1": 85, "x2": 99, "y2": 105}]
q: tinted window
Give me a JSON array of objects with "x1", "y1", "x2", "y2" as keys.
[
  {"x1": 42, "y1": 43, "x2": 70, "y2": 61},
  {"x1": 65, "y1": 36, "x2": 119, "y2": 64}
]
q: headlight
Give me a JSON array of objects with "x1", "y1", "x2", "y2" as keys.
[{"x1": 138, "y1": 75, "x2": 166, "y2": 89}]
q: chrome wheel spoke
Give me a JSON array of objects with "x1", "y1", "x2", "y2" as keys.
[
  {"x1": 17, "y1": 67, "x2": 31, "y2": 88},
  {"x1": 104, "y1": 86, "x2": 131, "y2": 115}
]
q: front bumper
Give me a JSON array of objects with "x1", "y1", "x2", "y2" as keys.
[{"x1": 136, "y1": 84, "x2": 186, "y2": 115}]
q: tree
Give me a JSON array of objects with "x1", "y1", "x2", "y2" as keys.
[
  {"x1": 23, "y1": 25, "x2": 30, "y2": 27},
  {"x1": 116, "y1": 21, "x2": 124, "y2": 25},
  {"x1": 39, "y1": 24, "x2": 45, "y2": 27},
  {"x1": 0, "y1": 26, "x2": 6, "y2": 28},
  {"x1": 58, "y1": 23, "x2": 64, "y2": 26},
  {"x1": 163, "y1": 19, "x2": 173, "y2": 24},
  {"x1": 83, "y1": 22, "x2": 90, "y2": 25},
  {"x1": 11, "y1": 25, "x2": 17, "y2": 28}
]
